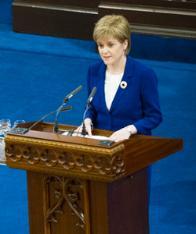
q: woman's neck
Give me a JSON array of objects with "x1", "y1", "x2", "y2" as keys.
[{"x1": 107, "y1": 56, "x2": 127, "y2": 74}]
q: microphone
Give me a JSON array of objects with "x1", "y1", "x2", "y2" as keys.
[
  {"x1": 86, "y1": 87, "x2": 97, "y2": 107},
  {"x1": 30, "y1": 106, "x2": 72, "y2": 132},
  {"x1": 81, "y1": 87, "x2": 97, "y2": 135},
  {"x1": 53, "y1": 85, "x2": 82, "y2": 133},
  {"x1": 9, "y1": 86, "x2": 82, "y2": 135},
  {"x1": 64, "y1": 85, "x2": 82, "y2": 103}
]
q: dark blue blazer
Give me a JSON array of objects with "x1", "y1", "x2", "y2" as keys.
[{"x1": 85, "y1": 56, "x2": 162, "y2": 135}]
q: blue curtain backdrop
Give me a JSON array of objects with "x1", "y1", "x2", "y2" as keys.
[{"x1": 0, "y1": 1, "x2": 196, "y2": 234}]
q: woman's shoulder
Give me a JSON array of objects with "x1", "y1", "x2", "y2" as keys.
[
  {"x1": 127, "y1": 56, "x2": 156, "y2": 78},
  {"x1": 127, "y1": 56, "x2": 152, "y2": 71},
  {"x1": 87, "y1": 60, "x2": 106, "y2": 79},
  {"x1": 88, "y1": 59, "x2": 105, "y2": 71}
]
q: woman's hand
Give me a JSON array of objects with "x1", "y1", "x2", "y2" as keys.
[
  {"x1": 75, "y1": 118, "x2": 93, "y2": 136},
  {"x1": 109, "y1": 125, "x2": 137, "y2": 142}
]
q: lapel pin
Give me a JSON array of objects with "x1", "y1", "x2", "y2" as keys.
[{"x1": 120, "y1": 81, "x2": 127, "y2": 89}]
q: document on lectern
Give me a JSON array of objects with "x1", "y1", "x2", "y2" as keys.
[{"x1": 62, "y1": 130, "x2": 110, "y2": 141}]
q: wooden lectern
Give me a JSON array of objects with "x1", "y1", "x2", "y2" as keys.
[{"x1": 5, "y1": 122, "x2": 183, "y2": 234}]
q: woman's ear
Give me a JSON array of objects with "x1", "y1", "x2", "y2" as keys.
[{"x1": 123, "y1": 39, "x2": 128, "y2": 52}]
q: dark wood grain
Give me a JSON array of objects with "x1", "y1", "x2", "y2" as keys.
[
  {"x1": 13, "y1": 0, "x2": 196, "y2": 38},
  {"x1": 5, "y1": 122, "x2": 183, "y2": 234}
]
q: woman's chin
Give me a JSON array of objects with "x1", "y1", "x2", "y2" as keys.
[{"x1": 103, "y1": 59, "x2": 112, "y2": 66}]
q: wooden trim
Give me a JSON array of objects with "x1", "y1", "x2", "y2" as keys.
[
  {"x1": 13, "y1": 1, "x2": 98, "y2": 39},
  {"x1": 13, "y1": 1, "x2": 98, "y2": 14},
  {"x1": 131, "y1": 24, "x2": 196, "y2": 39},
  {"x1": 101, "y1": 0, "x2": 196, "y2": 9},
  {"x1": 99, "y1": 2, "x2": 196, "y2": 16},
  {"x1": 12, "y1": 0, "x2": 196, "y2": 39}
]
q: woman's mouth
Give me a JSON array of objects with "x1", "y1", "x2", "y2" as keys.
[{"x1": 103, "y1": 56, "x2": 111, "y2": 60}]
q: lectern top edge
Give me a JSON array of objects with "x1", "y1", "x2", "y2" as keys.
[{"x1": 5, "y1": 122, "x2": 183, "y2": 182}]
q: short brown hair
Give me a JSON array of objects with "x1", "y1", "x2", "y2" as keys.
[{"x1": 93, "y1": 15, "x2": 131, "y2": 54}]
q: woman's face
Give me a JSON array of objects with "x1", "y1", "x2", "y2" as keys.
[{"x1": 97, "y1": 37, "x2": 128, "y2": 67}]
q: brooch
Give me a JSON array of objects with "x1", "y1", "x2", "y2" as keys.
[{"x1": 120, "y1": 81, "x2": 127, "y2": 89}]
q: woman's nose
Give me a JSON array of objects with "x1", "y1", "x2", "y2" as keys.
[{"x1": 101, "y1": 46, "x2": 108, "y2": 54}]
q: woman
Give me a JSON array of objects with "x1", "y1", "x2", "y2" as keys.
[{"x1": 80, "y1": 15, "x2": 162, "y2": 142}]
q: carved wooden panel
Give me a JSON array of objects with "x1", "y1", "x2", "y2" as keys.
[
  {"x1": 5, "y1": 123, "x2": 182, "y2": 182},
  {"x1": 5, "y1": 133, "x2": 126, "y2": 182},
  {"x1": 27, "y1": 172, "x2": 90, "y2": 234},
  {"x1": 27, "y1": 170, "x2": 149, "y2": 234}
]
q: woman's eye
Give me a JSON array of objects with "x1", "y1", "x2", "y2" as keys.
[
  {"x1": 108, "y1": 43, "x2": 114, "y2": 47},
  {"x1": 97, "y1": 44, "x2": 103, "y2": 48}
]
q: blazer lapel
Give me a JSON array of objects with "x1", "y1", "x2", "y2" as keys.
[
  {"x1": 110, "y1": 57, "x2": 134, "y2": 112},
  {"x1": 97, "y1": 63, "x2": 109, "y2": 112}
]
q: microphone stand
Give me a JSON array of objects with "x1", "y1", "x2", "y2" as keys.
[
  {"x1": 81, "y1": 108, "x2": 88, "y2": 136},
  {"x1": 30, "y1": 105, "x2": 72, "y2": 133},
  {"x1": 53, "y1": 103, "x2": 68, "y2": 133},
  {"x1": 9, "y1": 105, "x2": 72, "y2": 135},
  {"x1": 53, "y1": 105, "x2": 73, "y2": 133},
  {"x1": 53, "y1": 85, "x2": 82, "y2": 133},
  {"x1": 8, "y1": 110, "x2": 57, "y2": 135},
  {"x1": 28, "y1": 110, "x2": 57, "y2": 132},
  {"x1": 81, "y1": 87, "x2": 96, "y2": 136},
  {"x1": 9, "y1": 85, "x2": 82, "y2": 135}
]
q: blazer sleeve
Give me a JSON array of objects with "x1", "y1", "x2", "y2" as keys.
[
  {"x1": 133, "y1": 68, "x2": 162, "y2": 134},
  {"x1": 84, "y1": 66, "x2": 97, "y2": 122}
]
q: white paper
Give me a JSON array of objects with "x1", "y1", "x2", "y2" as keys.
[{"x1": 62, "y1": 131, "x2": 110, "y2": 141}]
